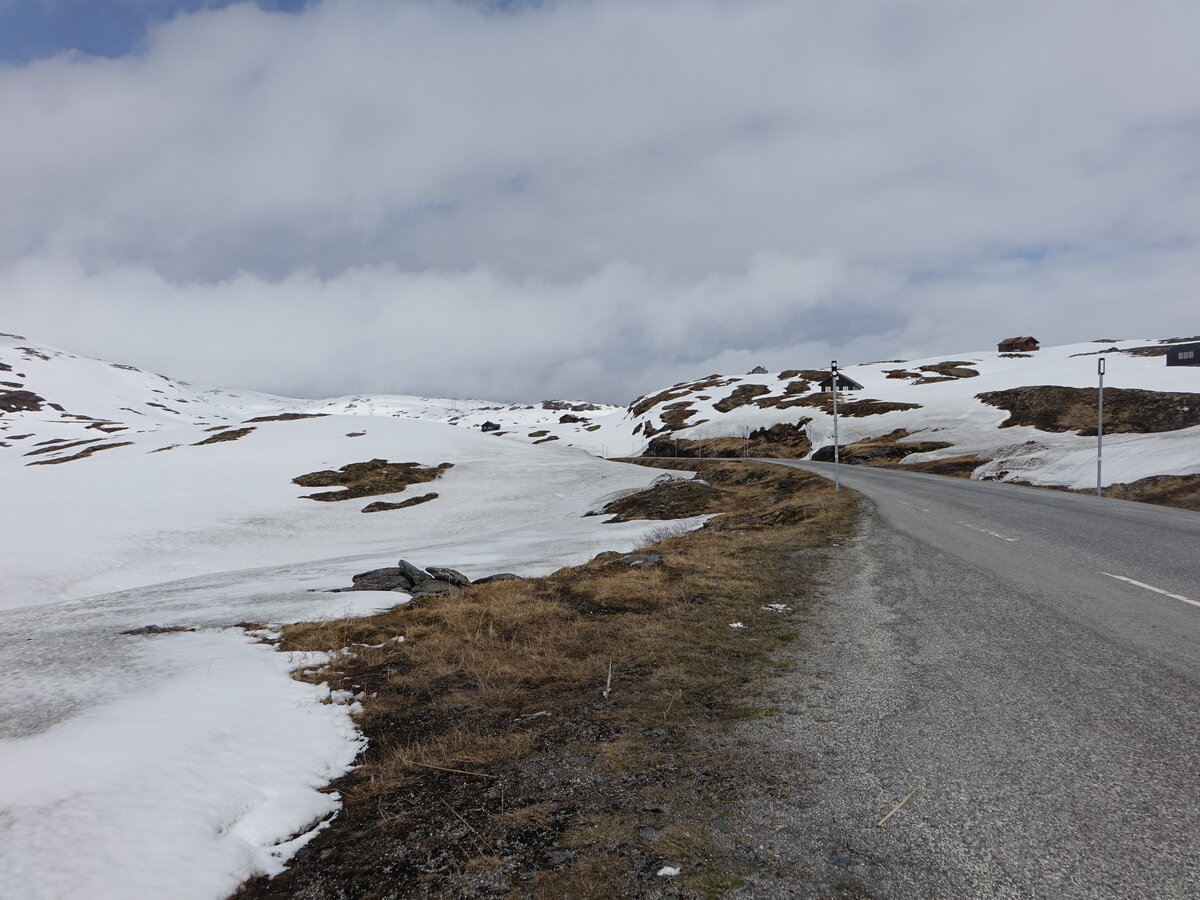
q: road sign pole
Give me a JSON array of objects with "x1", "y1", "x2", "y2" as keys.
[
  {"x1": 1097, "y1": 357, "x2": 1105, "y2": 498},
  {"x1": 832, "y1": 360, "x2": 840, "y2": 492}
]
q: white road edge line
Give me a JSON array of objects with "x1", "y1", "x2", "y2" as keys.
[
  {"x1": 1100, "y1": 572, "x2": 1200, "y2": 609},
  {"x1": 957, "y1": 521, "x2": 1018, "y2": 542}
]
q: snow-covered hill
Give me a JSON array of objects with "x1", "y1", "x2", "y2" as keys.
[
  {"x1": 0, "y1": 331, "x2": 637, "y2": 458},
  {"x1": 0, "y1": 332, "x2": 665, "y2": 607},
  {"x1": 626, "y1": 337, "x2": 1200, "y2": 491},
  {"x1": 0, "y1": 333, "x2": 693, "y2": 900}
]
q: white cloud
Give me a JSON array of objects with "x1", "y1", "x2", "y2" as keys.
[{"x1": 1, "y1": 0, "x2": 1197, "y2": 400}]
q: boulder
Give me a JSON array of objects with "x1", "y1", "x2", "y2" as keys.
[
  {"x1": 351, "y1": 567, "x2": 414, "y2": 591},
  {"x1": 396, "y1": 559, "x2": 433, "y2": 587},
  {"x1": 473, "y1": 573, "x2": 521, "y2": 584},
  {"x1": 427, "y1": 566, "x2": 471, "y2": 586},
  {"x1": 409, "y1": 580, "x2": 461, "y2": 598},
  {"x1": 592, "y1": 551, "x2": 623, "y2": 563},
  {"x1": 605, "y1": 554, "x2": 663, "y2": 569},
  {"x1": 481, "y1": 421, "x2": 501, "y2": 432}
]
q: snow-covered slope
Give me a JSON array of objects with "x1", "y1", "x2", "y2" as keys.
[
  {"x1": 626, "y1": 338, "x2": 1200, "y2": 489},
  {"x1": 0, "y1": 332, "x2": 667, "y2": 607},
  {"x1": 0, "y1": 332, "x2": 693, "y2": 900},
  {"x1": 0, "y1": 331, "x2": 638, "y2": 457}
]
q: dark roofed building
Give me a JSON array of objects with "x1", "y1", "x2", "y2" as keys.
[
  {"x1": 819, "y1": 373, "x2": 864, "y2": 392},
  {"x1": 1166, "y1": 342, "x2": 1200, "y2": 366},
  {"x1": 998, "y1": 336, "x2": 1040, "y2": 352}
]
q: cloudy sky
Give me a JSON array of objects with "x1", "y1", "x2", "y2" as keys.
[{"x1": 1, "y1": 0, "x2": 1197, "y2": 402}]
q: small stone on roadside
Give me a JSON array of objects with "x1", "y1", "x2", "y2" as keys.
[
  {"x1": 426, "y1": 566, "x2": 471, "y2": 586},
  {"x1": 473, "y1": 573, "x2": 521, "y2": 584},
  {"x1": 606, "y1": 554, "x2": 663, "y2": 568}
]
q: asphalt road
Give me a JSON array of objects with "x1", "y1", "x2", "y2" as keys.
[{"x1": 735, "y1": 462, "x2": 1200, "y2": 899}]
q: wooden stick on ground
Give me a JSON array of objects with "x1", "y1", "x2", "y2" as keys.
[
  {"x1": 409, "y1": 760, "x2": 496, "y2": 778},
  {"x1": 441, "y1": 799, "x2": 489, "y2": 850},
  {"x1": 876, "y1": 789, "x2": 918, "y2": 827},
  {"x1": 602, "y1": 660, "x2": 613, "y2": 699}
]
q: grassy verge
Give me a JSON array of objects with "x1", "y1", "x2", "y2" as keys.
[{"x1": 234, "y1": 460, "x2": 857, "y2": 899}]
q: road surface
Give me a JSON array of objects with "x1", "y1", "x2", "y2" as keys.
[{"x1": 736, "y1": 461, "x2": 1200, "y2": 899}]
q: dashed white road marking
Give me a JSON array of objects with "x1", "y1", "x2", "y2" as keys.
[
  {"x1": 1100, "y1": 572, "x2": 1200, "y2": 609},
  {"x1": 957, "y1": 521, "x2": 1018, "y2": 542}
]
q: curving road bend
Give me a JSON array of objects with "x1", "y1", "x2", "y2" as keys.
[{"x1": 736, "y1": 461, "x2": 1200, "y2": 898}]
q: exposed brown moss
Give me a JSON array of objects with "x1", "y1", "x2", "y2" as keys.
[
  {"x1": 811, "y1": 428, "x2": 953, "y2": 465},
  {"x1": 192, "y1": 427, "x2": 256, "y2": 446},
  {"x1": 643, "y1": 421, "x2": 812, "y2": 460},
  {"x1": 914, "y1": 360, "x2": 978, "y2": 383},
  {"x1": 900, "y1": 455, "x2": 990, "y2": 478},
  {"x1": 26, "y1": 441, "x2": 133, "y2": 465},
  {"x1": 1010, "y1": 473, "x2": 1200, "y2": 512},
  {"x1": 789, "y1": 394, "x2": 922, "y2": 417},
  {"x1": 293, "y1": 459, "x2": 452, "y2": 501},
  {"x1": 23, "y1": 438, "x2": 103, "y2": 457},
  {"x1": 628, "y1": 375, "x2": 740, "y2": 418},
  {"x1": 233, "y1": 462, "x2": 856, "y2": 900},
  {"x1": 713, "y1": 384, "x2": 771, "y2": 412},
  {"x1": 362, "y1": 493, "x2": 439, "y2": 513},
  {"x1": 592, "y1": 478, "x2": 724, "y2": 522},
  {"x1": 660, "y1": 400, "x2": 698, "y2": 431},
  {"x1": 778, "y1": 368, "x2": 828, "y2": 381},
  {"x1": 977, "y1": 386, "x2": 1200, "y2": 435},
  {"x1": 243, "y1": 413, "x2": 328, "y2": 423},
  {"x1": 0, "y1": 389, "x2": 45, "y2": 413}
]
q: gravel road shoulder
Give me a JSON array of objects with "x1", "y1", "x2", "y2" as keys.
[{"x1": 729, "y1": 500, "x2": 1200, "y2": 899}]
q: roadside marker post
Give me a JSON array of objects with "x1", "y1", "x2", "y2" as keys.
[
  {"x1": 832, "y1": 360, "x2": 840, "y2": 492},
  {"x1": 1097, "y1": 357, "x2": 1105, "y2": 498}
]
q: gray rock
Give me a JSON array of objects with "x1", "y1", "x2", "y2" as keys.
[
  {"x1": 426, "y1": 566, "x2": 471, "y2": 586},
  {"x1": 351, "y1": 567, "x2": 413, "y2": 591},
  {"x1": 473, "y1": 573, "x2": 521, "y2": 584},
  {"x1": 396, "y1": 559, "x2": 433, "y2": 586},
  {"x1": 120, "y1": 624, "x2": 194, "y2": 635},
  {"x1": 408, "y1": 580, "x2": 460, "y2": 598},
  {"x1": 592, "y1": 551, "x2": 623, "y2": 563},
  {"x1": 606, "y1": 554, "x2": 663, "y2": 568}
]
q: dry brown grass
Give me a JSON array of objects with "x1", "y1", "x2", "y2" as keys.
[{"x1": 236, "y1": 461, "x2": 857, "y2": 899}]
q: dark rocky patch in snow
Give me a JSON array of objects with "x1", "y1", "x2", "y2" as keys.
[
  {"x1": 0, "y1": 389, "x2": 45, "y2": 413},
  {"x1": 23, "y1": 438, "x2": 104, "y2": 457},
  {"x1": 592, "y1": 477, "x2": 723, "y2": 523},
  {"x1": 361, "y1": 493, "x2": 438, "y2": 513},
  {"x1": 811, "y1": 428, "x2": 955, "y2": 465},
  {"x1": 294, "y1": 459, "x2": 452, "y2": 502},
  {"x1": 643, "y1": 421, "x2": 813, "y2": 460},
  {"x1": 977, "y1": 386, "x2": 1200, "y2": 435},
  {"x1": 713, "y1": 383, "x2": 771, "y2": 412},
  {"x1": 914, "y1": 360, "x2": 979, "y2": 383},
  {"x1": 243, "y1": 413, "x2": 328, "y2": 423},
  {"x1": 192, "y1": 427, "x2": 256, "y2": 446},
  {"x1": 790, "y1": 395, "x2": 922, "y2": 417},
  {"x1": 777, "y1": 368, "x2": 828, "y2": 381},
  {"x1": 26, "y1": 441, "x2": 134, "y2": 465}
]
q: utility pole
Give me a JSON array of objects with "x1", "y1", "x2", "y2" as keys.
[
  {"x1": 1096, "y1": 357, "x2": 1105, "y2": 498},
  {"x1": 831, "y1": 360, "x2": 840, "y2": 492}
]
